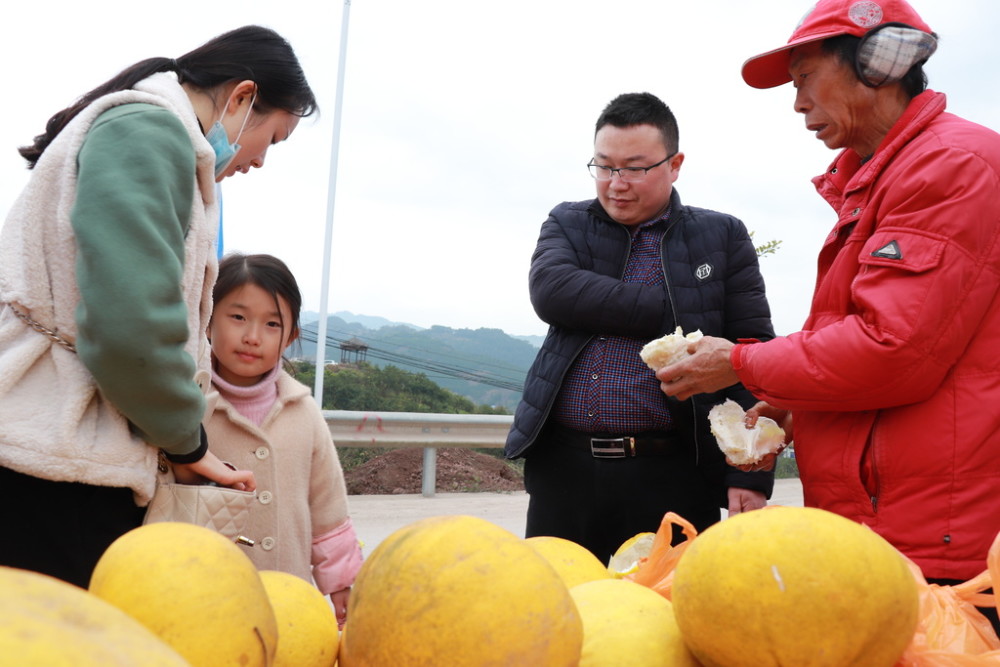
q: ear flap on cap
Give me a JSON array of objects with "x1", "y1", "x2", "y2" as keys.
[{"x1": 856, "y1": 22, "x2": 937, "y2": 87}]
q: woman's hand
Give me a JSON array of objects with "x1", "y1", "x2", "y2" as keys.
[{"x1": 172, "y1": 450, "x2": 256, "y2": 491}]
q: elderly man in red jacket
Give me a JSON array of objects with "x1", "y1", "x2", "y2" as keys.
[{"x1": 657, "y1": 0, "x2": 1000, "y2": 635}]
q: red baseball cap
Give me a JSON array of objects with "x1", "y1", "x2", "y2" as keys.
[{"x1": 741, "y1": 0, "x2": 934, "y2": 89}]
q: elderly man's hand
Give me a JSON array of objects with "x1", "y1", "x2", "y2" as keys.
[
  {"x1": 728, "y1": 401, "x2": 794, "y2": 471},
  {"x1": 656, "y1": 335, "x2": 739, "y2": 400}
]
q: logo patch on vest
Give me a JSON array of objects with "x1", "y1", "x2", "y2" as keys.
[
  {"x1": 871, "y1": 240, "x2": 902, "y2": 260},
  {"x1": 695, "y1": 263, "x2": 713, "y2": 281}
]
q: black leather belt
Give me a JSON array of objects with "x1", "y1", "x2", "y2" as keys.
[{"x1": 550, "y1": 426, "x2": 682, "y2": 459}]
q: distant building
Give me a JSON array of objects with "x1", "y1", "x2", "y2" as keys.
[{"x1": 340, "y1": 337, "x2": 369, "y2": 365}]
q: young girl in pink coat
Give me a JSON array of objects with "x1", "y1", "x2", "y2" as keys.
[{"x1": 204, "y1": 253, "x2": 362, "y2": 626}]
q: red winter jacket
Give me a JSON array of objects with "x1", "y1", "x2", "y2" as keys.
[{"x1": 734, "y1": 91, "x2": 1000, "y2": 580}]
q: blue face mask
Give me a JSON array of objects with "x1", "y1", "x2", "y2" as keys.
[{"x1": 207, "y1": 94, "x2": 256, "y2": 179}]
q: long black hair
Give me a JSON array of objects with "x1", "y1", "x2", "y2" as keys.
[{"x1": 19, "y1": 25, "x2": 318, "y2": 168}]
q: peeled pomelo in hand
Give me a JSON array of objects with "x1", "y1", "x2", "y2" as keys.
[
  {"x1": 640, "y1": 326, "x2": 703, "y2": 371},
  {"x1": 708, "y1": 399, "x2": 785, "y2": 465}
]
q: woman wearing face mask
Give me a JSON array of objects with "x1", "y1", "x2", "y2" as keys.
[{"x1": 0, "y1": 25, "x2": 317, "y2": 588}]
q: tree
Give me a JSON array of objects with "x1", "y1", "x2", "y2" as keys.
[
  {"x1": 751, "y1": 231, "x2": 783, "y2": 258},
  {"x1": 288, "y1": 360, "x2": 507, "y2": 415}
]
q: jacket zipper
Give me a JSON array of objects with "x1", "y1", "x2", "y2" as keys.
[
  {"x1": 869, "y1": 461, "x2": 880, "y2": 512},
  {"x1": 864, "y1": 418, "x2": 881, "y2": 512},
  {"x1": 656, "y1": 218, "x2": 698, "y2": 464}
]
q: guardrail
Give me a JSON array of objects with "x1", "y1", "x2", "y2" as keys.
[{"x1": 324, "y1": 410, "x2": 514, "y2": 497}]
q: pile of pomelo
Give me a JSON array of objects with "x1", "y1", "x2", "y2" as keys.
[
  {"x1": 0, "y1": 522, "x2": 340, "y2": 666},
  {"x1": 4, "y1": 507, "x2": 997, "y2": 665},
  {"x1": 338, "y1": 508, "x2": 936, "y2": 666}
]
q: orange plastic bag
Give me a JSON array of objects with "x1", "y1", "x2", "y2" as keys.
[
  {"x1": 624, "y1": 511, "x2": 698, "y2": 600},
  {"x1": 624, "y1": 507, "x2": 791, "y2": 599},
  {"x1": 895, "y1": 530, "x2": 1000, "y2": 666}
]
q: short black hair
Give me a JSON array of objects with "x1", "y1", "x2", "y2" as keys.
[{"x1": 595, "y1": 92, "x2": 679, "y2": 154}]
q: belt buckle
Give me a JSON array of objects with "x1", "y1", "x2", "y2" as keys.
[{"x1": 590, "y1": 437, "x2": 634, "y2": 459}]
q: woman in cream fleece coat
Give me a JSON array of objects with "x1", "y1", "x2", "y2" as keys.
[{"x1": 0, "y1": 26, "x2": 317, "y2": 588}]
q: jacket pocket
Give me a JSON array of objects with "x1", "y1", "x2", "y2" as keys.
[
  {"x1": 859, "y1": 415, "x2": 881, "y2": 511},
  {"x1": 859, "y1": 229, "x2": 944, "y2": 273}
]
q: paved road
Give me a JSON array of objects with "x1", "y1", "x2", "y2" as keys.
[{"x1": 347, "y1": 477, "x2": 804, "y2": 556}]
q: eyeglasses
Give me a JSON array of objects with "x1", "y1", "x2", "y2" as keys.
[{"x1": 587, "y1": 153, "x2": 676, "y2": 182}]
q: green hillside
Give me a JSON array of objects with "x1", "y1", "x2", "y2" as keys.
[{"x1": 295, "y1": 316, "x2": 539, "y2": 411}]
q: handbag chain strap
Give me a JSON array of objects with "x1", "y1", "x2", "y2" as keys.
[
  {"x1": 156, "y1": 448, "x2": 170, "y2": 474},
  {"x1": 6, "y1": 303, "x2": 77, "y2": 353}
]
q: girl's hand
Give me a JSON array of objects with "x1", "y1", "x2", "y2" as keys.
[
  {"x1": 330, "y1": 588, "x2": 351, "y2": 629},
  {"x1": 172, "y1": 450, "x2": 256, "y2": 492}
]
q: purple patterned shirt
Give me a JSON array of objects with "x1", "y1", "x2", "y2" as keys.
[{"x1": 552, "y1": 211, "x2": 674, "y2": 433}]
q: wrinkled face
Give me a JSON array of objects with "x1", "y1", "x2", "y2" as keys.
[
  {"x1": 789, "y1": 42, "x2": 881, "y2": 154},
  {"x1": 216, "y1": 110, "x2": 300, "y2": 181},
  {"x1": 209, "y1": 283, "x2": 297, "y2": 387},
  {"x1": 593, "y1": 123, "x2": 681, "y2": 226}
]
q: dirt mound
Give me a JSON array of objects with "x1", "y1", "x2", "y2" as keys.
[{"x1": 345, "y1": 448, "x2": 524, "y2": 495}]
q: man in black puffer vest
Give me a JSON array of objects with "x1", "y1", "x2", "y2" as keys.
[{"x1": 505, "y1": 92, "x2": 776, "y2": 563}]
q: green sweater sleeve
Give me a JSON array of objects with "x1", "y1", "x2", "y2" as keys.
[{"x1": 72, "y1": 103, "x2": 206, "y2": 458}]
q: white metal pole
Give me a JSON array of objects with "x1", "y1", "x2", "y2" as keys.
[{"x1": 314, "y1": 0, "x2": 353, "y2": 406}]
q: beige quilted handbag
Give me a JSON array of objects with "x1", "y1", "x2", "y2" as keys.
[{"x1": 143, "y1": 453, "x2": 256, "y2": 546}]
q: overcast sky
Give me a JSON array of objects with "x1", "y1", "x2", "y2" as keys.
[{"x1": 2, "y1": 0, "x2": 997, "y2": 338}]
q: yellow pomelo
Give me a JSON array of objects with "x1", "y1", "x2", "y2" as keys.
[
  {"x1": 526, "y1": 535, "x2": 613, "y2": 588},
  {"x1": 608, "y1": 531, "x2": 656, "y2": 578},
  {"x1": 0, "y1": 566, "x2": 190, "y2": 666},
  {"x1": 339, "y1": 515, "x2": 582, "y2": 666},
  {"x1": 89, "y1": 522, "x2": 278, "y2": 667},
  {"x1": 672, "y1": 506, "x2": 919, "y2": 667},
  {"x1": 570, "y1": 578, "x2": 701, "y2": 667},
  {"x1": 259, "y1": 570, "x2": 340, "y2": 667}
]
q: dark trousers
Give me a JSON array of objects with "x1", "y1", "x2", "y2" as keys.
[
  {"x1": 0, "y1": 465, "x2": 145, "y2": 589},
  {"x1": 524, "y1": 433, "x2": 719, "y2": 565}
]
